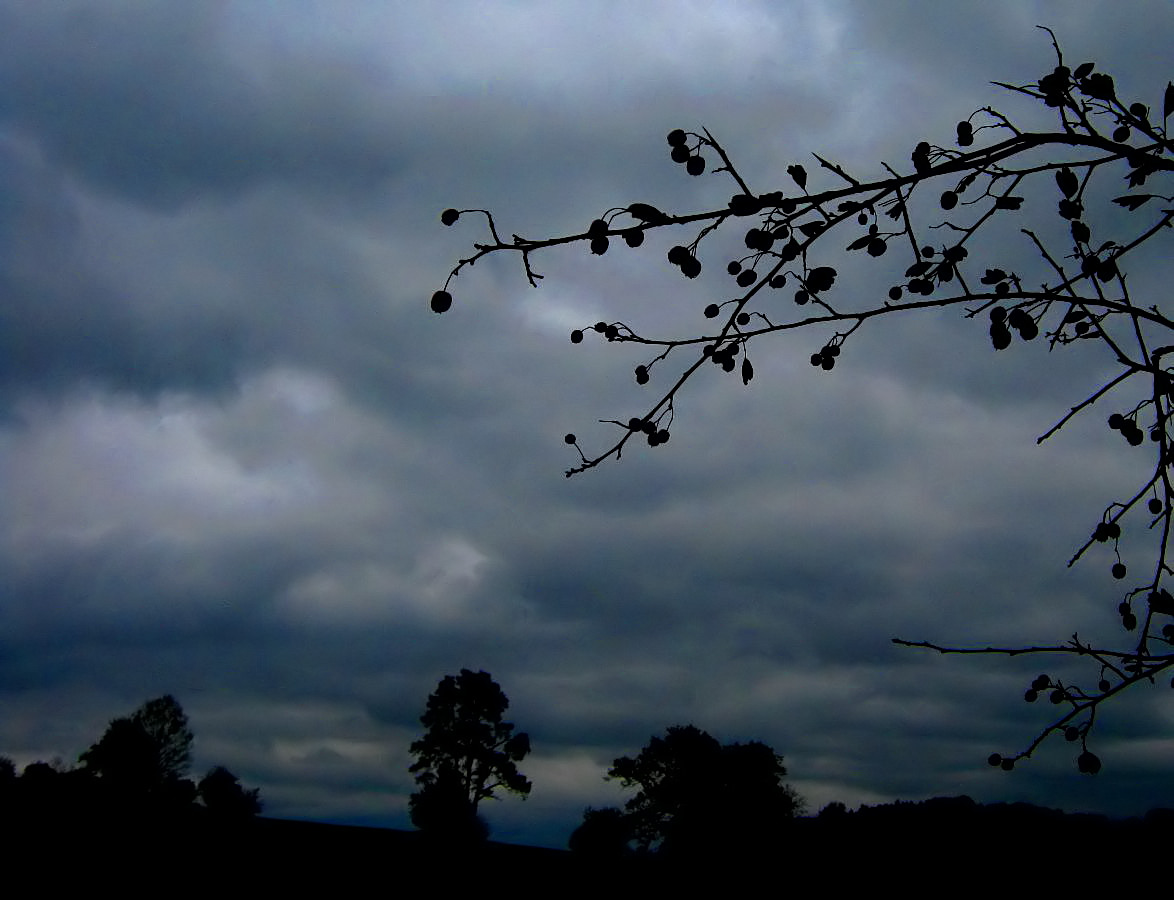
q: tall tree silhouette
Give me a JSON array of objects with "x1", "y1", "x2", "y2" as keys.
[
  {"x1": 80, "y1": 694, "x2": 193, "y2": 793},
  {"x1": 607, "y1": 725, "x2": 802, "y2": 858},
  {"x1": 408, "y1": 669, "x2": 531, "y2": 840},
  {"x1": 433, "y1": 29, "x2": 1174, "y2": 770}
]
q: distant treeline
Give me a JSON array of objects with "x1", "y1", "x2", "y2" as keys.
[{"x1": 0, "y1": 694, "x2": 260, "y2": 848}]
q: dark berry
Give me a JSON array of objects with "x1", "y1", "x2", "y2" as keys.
[
  {"x1": 1108, "y1": 413, "x2": 1125, "y2": 429},
  {"x1": 940, "y1": 191, "x2": 958, "y2": 210},
  {"x1": 588, "y1": 218, "x2": 608, "y2": 237},
  {"x1": 794, "y1": 290, "x2": 808, "y2": 305},
  {"x1": 635, "y1": 365, "x2": 649, "y2": 385},
  {"x1": 686, "y1": 155, "x2": 706, "y2": 176},
  {"x1": 770, "y1": 275, "x2": 786, "y2": 289},
  {"x1": 1000, "y1": 758, "x2": 1015, "y2": 771},
  {"x1": 440, "y1": 208, "x2": 460, "y2": 226},
  {"x1": 1112, "y1": 562, "x2": 1127, "y2": 579},
  {"x1": 866, "y1": 238, "x2": 887, "y2": 257},
  {"x1": 990, "y1": 324, "x2": 1012, "y2": 350},
  {"x1": 570, "y1": 329, "x2": 584, "y2": 344},
  {"x1": 591, "y1": 236, "x2": 609, "y2": 255},
  {"x1": 564, "y1": 433, "x2": 576, "y2": 445},
  {"x1": 667, "y1": 245, "x2": 690, "y2": 266},
  {"x1": 727, "y1": 261, "x2": 743, "y2": 276},
  {"x1": 888, "y1": 286, "x2": 902, "y2": 301},
  {"x1": 679, "y1": 256, "x2": 702, "y2": 278},
  {"x1": 1077, "y1": 751, "x2": 1101, "y2": 775},
  {"x1": 1098, "y1": 679, "x2": 1111, "y2": 692},
  {"x1": 987, "y1": 753, "x2": 1002, "y2": 767},
  {"x1": 624, "y1": 229, "x2": 645, "y2": 248},
  {"x1": 593, "y1": 321, "x2": 608, "y2": 333},
  {"x1": 670, "y1": 144, "x2": 690, "y2": 164},
  {"x1": 1149, "y1": 498, "x2": 1163, "y2": 514},
  {"x1": 704, "y1": 304, "x2": 720, "y2": 318},
  {"x1": 667, "y1": 128, "x2": 687, "y2": 146},
  {"x1": 736, "y1": 269, "x2": 756, "y2": 288},
  {"x1": 1064, "y1": 727, "x2": 1080, "y2": 742},
  {"x1": 430, "y1": 290, "x2": 452, "y2": 313},
  {"x1": 736, "y1": 312, "x2": 750, "y2": 326},
  {"x1": 1024, "y1": 689, "x2": 1038, "y2": 703}
]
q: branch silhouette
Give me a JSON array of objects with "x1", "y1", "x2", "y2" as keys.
[{"x1": 433, "y1": 29, "x2": 1174, "y2": 772}]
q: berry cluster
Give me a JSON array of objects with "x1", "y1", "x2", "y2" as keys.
[
  {"x1": 988, "y1": 305, "x2": 1038, "y2": 349},
  {"x1": 626, "y1": 416, "x2": 671, "y2": 447},
  {"x1": 667, "y1": 244, "x2": 701, "y2": 279},
  {"x1": 704, "y1": 342, "x2": 740, "y2": 373},
  {"x1": 1107, "y1": 413, "x2": 1144, "y2": 446},
  {"x1": 886, "y1": 245, "x2": 971, "y2": 302},
  {"x1": 1021, "y1": 673, "x2": 1052, "y2": 703},
  {"x1": 667, "y1": 129, "x2": 706, "y2": 176},
  {"x1": 810, "y1": 343, "x2": 840, "y2": 371},
  {"x1": 588, "y1": 218, "x2": 610, "y2": 255},
  {"x1": 1118, "y1": 600, "x2": 1137, "y2": 631}
]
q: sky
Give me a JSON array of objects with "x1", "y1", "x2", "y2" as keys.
[{"x1": 1, "y1": 0, "x2": 1173, "y2": 848}]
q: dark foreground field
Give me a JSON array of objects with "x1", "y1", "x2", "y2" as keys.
[{"x1": 8, "y1": 797, "x2": 1170, "y2": 892}]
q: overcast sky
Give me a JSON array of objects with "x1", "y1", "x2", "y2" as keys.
[{"x1": 2, "y1": 1, "x2": 1172, "y2": 848}]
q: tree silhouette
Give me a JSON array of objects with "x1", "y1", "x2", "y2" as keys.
[
  {"x1": 408, "y1": 669, "x2": 531, "y2": 839},
  {"x1": 606, "y1": 725, "x2": 802, "y2": 858},
  {"x1": 197, "y1": 766, "x2": 262, "y2": 821},
  {"x1": 433, "y1": 30, "x2": 1174, "y2": 771},
  {"x1": 568, "y1": 805, "x2": 635, "y2": 858},
  {"x1": 79, "y1": 694, "x2": 193, "y2": 795}
]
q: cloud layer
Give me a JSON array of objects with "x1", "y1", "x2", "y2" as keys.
[{"x1": 2, "y1": 0, "x2": 1172, "y2": 845}]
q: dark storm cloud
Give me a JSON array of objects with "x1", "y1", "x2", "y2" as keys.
[
  {"x1": 0, "y1": 3, "x2": 405, "y2": 208},
  {"x1": 1, "y1": 0, "x2": 1172, "y2": 849}
]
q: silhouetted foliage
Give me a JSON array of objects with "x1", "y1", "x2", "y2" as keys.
[
  {"x1": 408, "y1": 669, "x2": 531, "y2": 840},
  {"x1": 568, "y1": 806, "x2": 635, "y2": 858},
  {"x1": 434, "y1": 30, "x2": 1174, "y2": 771},
  {"x1": 198, "y1": 765, "x2": 262, "y2": 821},
  {"x1": 80, "y1": 694, "x2": 193, "y2": 793},
  {"x1": 607, "y1": 725, "x2": 802, "y2": 858},
  {"x1": 407, "y1": 776, "x2": 491, "y2": 844}
]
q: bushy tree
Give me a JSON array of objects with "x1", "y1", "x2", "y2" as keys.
[
  {"x1": 606, "y1": 725, "x2": 802, "y2": 857},
  {"x1": 197, "y1": 766, "x2": 262, "y2": 821},
  {"x1": 433, "y1": 31, "x2": 1174, "y2": 772},
  {"x1": 80, "y1": 694, "x2": 193, "y2": 792},
  {"x1": 568, "y1": 805, "x2": 635, "y2": 858},
  {"x1": 408, "y1": 669, "x2": 531, "y2": 839}
]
